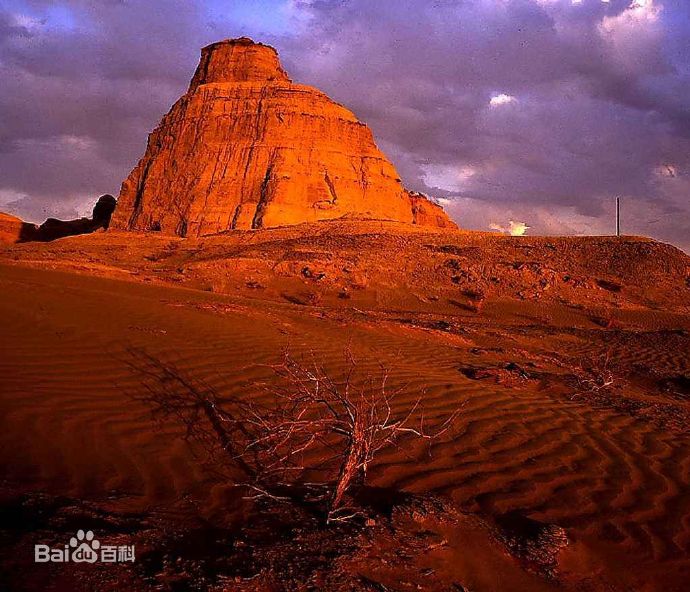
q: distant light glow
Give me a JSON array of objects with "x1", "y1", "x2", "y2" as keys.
[
  {"x1": 490, "y1": 220, "x2": 530, "y2": 236},
  {"x1": 489, "y1": 93, "x2": 517, "y2": 107}
]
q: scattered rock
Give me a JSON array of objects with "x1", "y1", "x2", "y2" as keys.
[
  {"x1": 493, "y1": 511, "x2": 569, "y2": 578},
  {"x1": 596, "y1": 279, "x2": 622, "y2": 293},
  {"x1": 459, "y1": 362, "x2": 537, "y2": 383},
  {"x1": 282, "y1": 291, "x2": 321, "y2": 306}
]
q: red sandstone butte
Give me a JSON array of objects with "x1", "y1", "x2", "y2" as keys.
[{"x1": 110, "y1": 37, "x2": 456, "y2": 236}]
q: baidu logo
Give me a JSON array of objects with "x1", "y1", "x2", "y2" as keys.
[
  {"x1": 69, "y1": 529, "x2": 100, "y2": 562},
  {"x1": 35, "y1": 530, "x2": 135, "y2": 563}
]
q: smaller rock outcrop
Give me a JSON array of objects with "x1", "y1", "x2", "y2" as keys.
[
  {"x1": 409, "y1": 192, "x2": 456, "y2": 229},
  {"x1": 0, "y1": 213, "x2": 31, "y2": 245},
  {"x1": 91, "y1": 194, "x2": 118, "y2": 228},
  {"x1": 0, "y1": 195, "x2": 117, "y2": 244}
]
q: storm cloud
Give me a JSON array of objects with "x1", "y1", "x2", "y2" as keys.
[{"x1": 1, "y1": 0, "x2": 688, "y2": 250}]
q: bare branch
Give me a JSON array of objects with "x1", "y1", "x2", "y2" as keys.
[{"x1": 129, "y1": 346, "x2": 461, "y2": 524}]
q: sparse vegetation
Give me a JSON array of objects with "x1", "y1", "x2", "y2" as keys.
[
  {"x1": 131, "y1": 349, "x2": 459, "y2": 524},
  {"x1": 570, "y1": 352, "x2": 618, "y2": 401}
]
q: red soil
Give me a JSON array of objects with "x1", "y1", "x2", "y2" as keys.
[{"x1": 0, "y1": 224, "x2": 688, "y2": 590}]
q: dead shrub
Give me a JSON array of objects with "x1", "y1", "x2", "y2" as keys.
[{"x1": 130, "y1": 349, "x2": 459, "y2": 524}]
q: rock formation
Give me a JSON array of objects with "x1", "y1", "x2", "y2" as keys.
[
  {"x1": 0, "y1": 194, "x2": 117, "y2": 244},
  {"x1": 110, "y1": 37, "x2": 456, "y2": 236},
  {"x1": 0, "y1": 212, "x2": 28, "y2": 245}
]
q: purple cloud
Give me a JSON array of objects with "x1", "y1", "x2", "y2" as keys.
[{"x1": 0, "y1": 0, "x2": 688, "y2": 250}]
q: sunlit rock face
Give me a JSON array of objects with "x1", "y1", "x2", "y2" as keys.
[
  {"x1": 0, "y1": 212, "x2": 27, "y2": 244},
  {"x1": 111, "y1": 37, "x2": 456, "y2": 236}
]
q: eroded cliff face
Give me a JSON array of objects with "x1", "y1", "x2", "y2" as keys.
[{"x1": 111, "y1": 37, "x2": 456, "y2": 236}]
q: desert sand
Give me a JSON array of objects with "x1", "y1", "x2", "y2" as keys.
[{"x1": 0, "y1": 222, "x2": 688, "y2": 591}]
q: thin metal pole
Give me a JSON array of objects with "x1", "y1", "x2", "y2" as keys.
[{"x1": 616, "y1": 196, "x2": 620, "y2": 237}]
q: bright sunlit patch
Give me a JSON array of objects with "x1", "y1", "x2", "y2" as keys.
[
  {"x1": 489, "y1": 220, "x2": 530, "y2": 236},
  {"x1": 628, "y1": 0, "x2": 660, "y2": 18},
  {"x1": 600, "y1": 0, "x2": 661, "y2": 34},
  {"x1": 489, "y1": 93, "x2": 517, "y2": 108}
]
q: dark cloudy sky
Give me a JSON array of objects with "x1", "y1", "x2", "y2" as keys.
[{"x1": 1, "y1": 0, "x2": 688, "y2": 251}]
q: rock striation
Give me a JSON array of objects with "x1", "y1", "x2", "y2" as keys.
[{"x1": 110, "y1": 37, "x2": 456, "y2": 236}]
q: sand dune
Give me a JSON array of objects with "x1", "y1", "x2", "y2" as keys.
[{"x1": 1, "y1": 227, "x2": 689, "y2": 590}]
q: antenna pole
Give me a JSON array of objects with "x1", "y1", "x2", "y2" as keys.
[{"x1": 616, "y1": 196, "x2": 620, "y2": 237}]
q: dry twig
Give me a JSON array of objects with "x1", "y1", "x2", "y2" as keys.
[{"x1": 130, "y1": 348, "x2": 460, "y2": 523}]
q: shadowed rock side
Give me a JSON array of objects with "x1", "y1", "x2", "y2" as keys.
[
  {"x1": 110, "y1": 37, "x2": 456, "y2": 237},
  {"x1": 0, "y1": 194, "x2": 116, "y2": 244}
]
